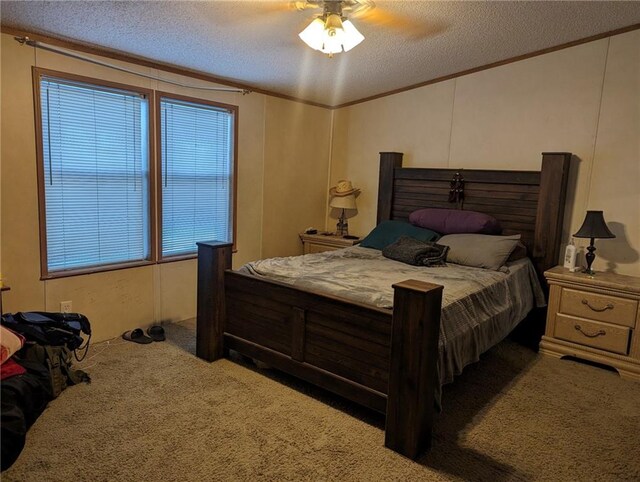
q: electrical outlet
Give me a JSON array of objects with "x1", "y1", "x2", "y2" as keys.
[{"x1": 60, "y1": 301, "x2": 72, "y2": 313}]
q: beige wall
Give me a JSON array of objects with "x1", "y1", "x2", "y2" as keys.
[
  {"x1": 0, "y1": 33, "x2": 331, "y2": 341},
  {"x1": 262, "y1": 96, "x2": 332, "y2": 259},
  {"x1": 2, "y1": 28, "x2": 637, "y2": 344},
  {"x1": 330, "y1": 30, "x2": 640, "y2": 277},
  {"x1": 588, "y1": 31, "x2": 640, "y2": 274}
]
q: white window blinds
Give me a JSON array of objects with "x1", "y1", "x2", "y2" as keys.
[
  {"x1": 39, "y1": 76, "x2": 150, "y2": 273},
  {"x1": 160, "y1": 97, "x2": 234, "y2": 258}
]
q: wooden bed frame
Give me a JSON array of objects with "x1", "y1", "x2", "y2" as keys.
[{"x1": 196, "y1": 151, "x2": 571, "y2": 459}]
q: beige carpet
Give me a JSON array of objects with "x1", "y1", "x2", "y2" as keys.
[{"x1": 4, "y1": 318, "x2": 640, "y2": 482}]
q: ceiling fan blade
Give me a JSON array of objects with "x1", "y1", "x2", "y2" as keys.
[
  {"x1": 343, "y1": 0, "x2": 376, "y2": 16},
  {"x1": 216, "y1": 1, "x2": 310, "y2": 27},
  {"x1": 292, "y1": 1, "x2": 321, "y2": 11},
  {"x1": 355, "y1": 5, "x2": 447, "y2": 40}
]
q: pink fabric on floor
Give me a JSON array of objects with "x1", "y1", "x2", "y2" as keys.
[
  {"x1": 1, "y1": 325, "x2": 25, "y2": 364},
  {"x1": 1, "y1": 358, "x2": 26, "y2": 380}
]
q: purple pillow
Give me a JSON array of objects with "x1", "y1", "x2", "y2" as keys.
[{"x1": 409, "y1": 208, "x2": 501, "y2": 235}]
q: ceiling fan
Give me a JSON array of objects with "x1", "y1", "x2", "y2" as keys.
[
  {"x1": 295, "y1": 1, "x2": 373, "y2": 56},
  {"x1": 293, "y1": 0, "x2": 437, "y2": 57}
]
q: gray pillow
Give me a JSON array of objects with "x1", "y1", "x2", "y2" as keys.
[{"x1": 437, "y1": 234, "x2": 521, "y2": 270}]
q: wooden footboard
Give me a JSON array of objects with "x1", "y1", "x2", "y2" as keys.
[
  {"x1": 196, "y1": 240, "x2": 443, "y2": 459},
  {"x1": 195, "y1": 150, "x2": 570, "y2": 459}
]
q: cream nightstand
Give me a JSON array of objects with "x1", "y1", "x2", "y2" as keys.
[
  {"x1": 299, "y1": 232, "x2": 360, "y2": 254},
  {"x1": 540, "y1": 266, "x2": 640, "y2": 380}
]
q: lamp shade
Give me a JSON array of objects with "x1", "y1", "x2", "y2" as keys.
[
  {"x1": 329, "y1": 193, "x2": 357, "y2": 210},
  {"x1": 573, "y1": 211, "x2": 615, "y2": 239}
]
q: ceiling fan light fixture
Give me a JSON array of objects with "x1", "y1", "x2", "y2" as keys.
[
  {"x1": 324, "y1": 13, "x2": 344, "y2": 33},
  {"x1": 298, "y1": 17, "x2": 326, "y2": 51},
  {"x1": 341, "y1": 19, "x2": 364, "y2": 51},
  {"x1": 299, "y1": 13, "x2": 364, "y2": 55}
]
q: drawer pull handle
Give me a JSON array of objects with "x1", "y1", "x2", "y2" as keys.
[
  {"x1": 581, "y1": 299, "x2": 614, "y2": 312},
  {"x1": 574, "y1": 324, "x2": 606, "y2": 338}
]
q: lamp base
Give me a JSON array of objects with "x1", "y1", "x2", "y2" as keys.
[
  {"x1": 336, "y1": 217, "x2": 349, "y2": 237},
  {"x1": 584, "y1": 239, "x2": 596, "y2": 276}
]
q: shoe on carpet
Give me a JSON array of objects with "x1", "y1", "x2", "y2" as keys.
[
  {"x1": 146, "y1": 325, "x2": 165, "y2": 342},
  {"x1": 122, "y1": 328, "x2": 153, "y2": 344}
]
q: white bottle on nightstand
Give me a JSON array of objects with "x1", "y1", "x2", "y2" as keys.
[{"x1": 564, "y1": 239, "x2": 577, "y2": 271}]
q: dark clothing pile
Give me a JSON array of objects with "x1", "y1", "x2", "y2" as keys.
[{"x1": 382, "y1": 236, "x2": 449, "y2": 267}]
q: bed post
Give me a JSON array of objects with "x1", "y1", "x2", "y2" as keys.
[
  {"x1": 385, "y1": 279, "x2": 443, "y2": 459},
  {"x1": 196, "y1": 241, "x2": 233, "y2": 362},
  {"x1": 377, "y1": 152, "x2": 404, "y2": 224}
]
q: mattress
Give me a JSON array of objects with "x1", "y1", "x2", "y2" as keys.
[{"x1": 240, "y1": 246, "x2": 546, "y2": 402}]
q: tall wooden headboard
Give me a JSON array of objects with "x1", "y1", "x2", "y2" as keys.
[{"x1": 377, "y1": 152, "x2": 571, "y2": 281}]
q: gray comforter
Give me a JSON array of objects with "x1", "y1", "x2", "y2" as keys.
[{"x1": 240, "y1": 246, "x2": 545, "y2": 403}]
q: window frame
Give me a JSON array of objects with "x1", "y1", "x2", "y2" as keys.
[
  {"x1": 32, "y1": 67, "x2": 157, "y2": 280},
  {"x1": 155, "y1": 91, "x2": 238, "y2": 262}
]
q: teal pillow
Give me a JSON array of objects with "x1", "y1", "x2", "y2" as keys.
[{"x1": 360, "y1": 220, "x2": 440, "y2": 250}]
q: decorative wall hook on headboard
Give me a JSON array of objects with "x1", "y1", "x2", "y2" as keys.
[{"x1": 448, "y1": 172, "x2": 465, "y2": 203}]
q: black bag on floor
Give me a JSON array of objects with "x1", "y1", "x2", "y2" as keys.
[
  {"x1": 19, "y1": 343, "x2": 90, "y2": 398},
  {"x1": 1, "y1": 312, "x2": 92, "y2": 397},
  {"x1": 1, "y1": 312, "x2": 92, "y2": 471},
  {"x1": 1, "y1": 360, "x2": 50, "y2": 471},
  {"x1": 1, "y1": 312, "x2": 91, "y2": 352}
]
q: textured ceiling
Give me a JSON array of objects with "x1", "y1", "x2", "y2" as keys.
[{"x1": 2, "y1": 1, "x2": 640, "y2": 107}]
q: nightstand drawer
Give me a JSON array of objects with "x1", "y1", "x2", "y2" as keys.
[
  {"x1": 300, "y1": 233, "x2": 360, "y2": 255},
  {"x1": 554, "y1": 314, "x2": 630, "y2": 355},
  {"x1": 306, "y1": 243, "x2": 340, "y2": 254},
  {"x1": 559, "y1": 288, "x2": 638, "y2": 328}
]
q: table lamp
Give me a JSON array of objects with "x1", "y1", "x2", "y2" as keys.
[
  {"x1": 329, "y1": 180, "x2": 360, "y2": 237},
  {"x1": 573, "y1": 210, "x2": 615, "y2": 275}
]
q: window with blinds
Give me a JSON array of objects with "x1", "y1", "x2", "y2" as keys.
[
  {"x1": 159, "y1": 95, "x2": 235, "y2": 258},
  {"x1": 38, "y1": 75, "x2": 151, "y2": 274}
]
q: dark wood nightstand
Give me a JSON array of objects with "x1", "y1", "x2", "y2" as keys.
[
  {"x1": 540, "y1": 266, "x2": 640, "y2": 380},
  {"x1": 299, "y1": 232, "x2": 360, "y2": 254}
]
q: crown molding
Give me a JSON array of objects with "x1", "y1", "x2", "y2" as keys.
[
  {"x1": 0, "y1": 25, "x2": 333, "y2": 110},
  {"x1": 333, "y1": 23, "x2": 640, "y2": 109},
  {"x1": 3, "y1": 22, "x2": 639, "y2": 110}
]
